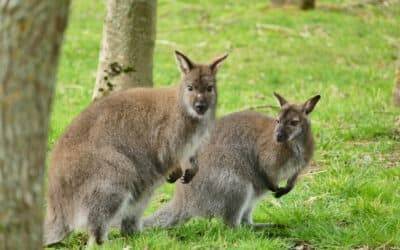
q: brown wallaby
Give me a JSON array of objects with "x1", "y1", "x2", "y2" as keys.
[
  {"x1": 144, "y1": 93, "x2": 320, "y2": 228},
  {"x1": 44, "y1": 51, "x2": 228, "y2": 246}
]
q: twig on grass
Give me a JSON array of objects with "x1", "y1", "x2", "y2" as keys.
[
  {"x1": 241, "y1": 104, "x2": 280, "y2": 112},
  {"x1": 343, "y1": 0, "x2": 394, "y2": 9}
]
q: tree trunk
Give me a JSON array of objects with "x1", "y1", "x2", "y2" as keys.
[
  {"x1": 394, "y1": 61, "x2": 400, "y2": 106},
  {"x1": 270, "y1": 0, "x2": 315, "y2": 10},
  {"x1": 92, "y1": 0, "x2": 157, "y2": 101},
  {"x1": 270, "y1": 0, "x2": 286, "y2": 6},
  {"x1": 0, "y1": 1, "x2": 70, "y2": 249},
  {"x1": 299, "y1": 0, "x2": 315, "y2": 10}
]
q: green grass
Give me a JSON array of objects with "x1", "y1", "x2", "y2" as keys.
[{"x1": 48, "y1": 0, "x2": 400, "y2": 249}]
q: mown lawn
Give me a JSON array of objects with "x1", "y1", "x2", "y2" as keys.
[{"x1": 47, "y1": 0, "x2": 400, "y2": 249}]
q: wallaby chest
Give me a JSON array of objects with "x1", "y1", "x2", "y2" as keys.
[
  {"x1": 179, "y1": 115, "x2": 211, "y2": 163},
  {"x1": 275, "y1": 142, "x2": 307, "y2": 181}
]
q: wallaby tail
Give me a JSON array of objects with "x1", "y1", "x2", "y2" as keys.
[
  {"x1": 143, "y1": 200, "x2": 189, "y2": 229},
  {"x1": 43, "y1": 206, "x2": 70, "y2": 246}
]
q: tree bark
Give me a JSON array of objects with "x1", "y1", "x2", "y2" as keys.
[
  {"x1": 270, "y1": 0, "x2": 315, "y2": 10},
  {"x1": 270, "y1": 0, "x2": 286, "y2": 6},
  {"x1": 0, "y1": 1, "x2": 70, "y2": 249},
  {"x1": 92, "y1": 0, "x2": 157, "y2": 101},
  {"x1": 299, "y1": 0, "x2": 315, "y2": 10},
  {"x1": 394, "y1": 60, "x2": 400, "y2": 106}
]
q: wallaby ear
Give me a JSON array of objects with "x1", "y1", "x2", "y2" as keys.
[
  {"x1": 303, "y1": 95, "x2": 321, "y2": 114},
  {"x1": 175, "y1": 50, "x2": 194, "y2": 74},
  {"x1": 273, "y1": 92, "x2": 288, "y2": 107},
  {"x1": 209, "y1": 53, "x2": 228, "y2": 73}
]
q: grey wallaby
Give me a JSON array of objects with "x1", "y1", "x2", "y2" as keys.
[
  {"x1": 144, "y1": 93, "x2": 320, "y2": 228},
  {"x1": 44, "y1": 51, "x2": 228, "y2": 246}
]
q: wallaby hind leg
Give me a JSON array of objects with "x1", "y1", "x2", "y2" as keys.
[
  {"x1": 240, "y1": 198, "x2": 286, "y2": 229},
  {"x1": 120, "y1": 194, "x2": 152, "y2": 236},
  {"x1": 85, "y1": 190, "x2": 125, "y2": 245},
  {"x1": 241, "y1": 203, "x2": 255, "y2": 225},
  {"x1": 121, "y1": 215, "x2": 140, "y2": 236},
  {"x1": 143, "y1": 201, "x2": 191, "y2": 229},
  {"x1": 43, "y1": 210, "x2": 70, "y2": 246},
  {"x1": 223, "y1": 205, "x2": 246, "y2": 228},
  {"x1": 222, "y1": 184, "x2": 254, "y2": 228}
]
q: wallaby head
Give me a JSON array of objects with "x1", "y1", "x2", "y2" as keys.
[
  {"x1": 273, "y1": 92, "x2": 320, "y2": 143},
  {"x1": 175, "y1": 50, "x2": 228, "y2": 119}
]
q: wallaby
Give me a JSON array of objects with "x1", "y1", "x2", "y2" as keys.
[
  {"x1": 44, "y1": 51, "x2": 228, "y2": 246},
  {"x1": 144, "y1": 93, "x2": 320, "y2": 228}
]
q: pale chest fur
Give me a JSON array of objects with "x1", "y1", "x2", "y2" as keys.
[
  {"x1": 179, "y1": 112, "x2": 212, "y2": 164},
  {"x1": 276, "y1": 142, "x2": 308, "y2": 182},
  {"x1": 179, "y1": 124, "x2": 209, "y2": 165}
]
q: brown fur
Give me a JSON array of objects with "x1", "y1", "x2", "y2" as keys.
[
  {"x1": 145, "y1": 94, "x2": 320, "y2": 228},
  {"x1": 44, "y1": 51, "x2": 227, "y2": 246}
]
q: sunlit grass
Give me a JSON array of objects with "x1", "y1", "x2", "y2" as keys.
[{"x1": 48, "y1": 0, "x2": 400, "y2": 249}]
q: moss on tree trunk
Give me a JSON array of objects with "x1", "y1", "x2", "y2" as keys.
[{"x1": 93, "y1": 0, "x2": 157, "y2": 101}]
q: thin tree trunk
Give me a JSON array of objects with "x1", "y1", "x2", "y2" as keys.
[
  {"x1": 270, "y1": 0, "x2": 315, "y2": 10},
  {"x1": 93, "y1": 0, "x2": 157, "y2": 101},
  {"x1": 270, "y1": 0, "x2": 286, "y2": 6},
  {"x1": 299, "y1": 0, "x2": 315, "y2": 10},
  {"x1": 0, "y1": 1, "x2": 70, "y2": 249}
]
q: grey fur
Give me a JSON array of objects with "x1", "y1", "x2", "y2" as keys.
[{"x1": 144, "y1": 94, "x2": 320, "y2": 228}]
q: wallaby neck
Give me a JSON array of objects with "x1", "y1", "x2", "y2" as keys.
[{"x1": 292, "y1": 125, "x2": 314, "y2": 164}]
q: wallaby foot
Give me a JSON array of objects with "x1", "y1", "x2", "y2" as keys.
[
  {"x1": 222, "y1": 183, "x2": 254, "y2": 228},
  {"x1": 121, "y1": 216, "x2": 141, "y2": 236},
  {"x1": 143, "y1": 201, "x2": 190, "y2": 229},
  {"x1": 224, "y1": 214, "x2": 242, "y2": 228},
  {"x1": 223, "y1": 201, "x2": 249, "y2": 227},
  {"x1": 241, "y1": 207, "x2": 254, "y2": 225},
  {"x1": 43, "y1": 211, "x2": 70, "y2": 246},
  {"x1": 88, "y1": 223, "x2": 108, "y2": 245},
  {"x1": 85, "y1": 191, "x2": 125, "y2": 245}
]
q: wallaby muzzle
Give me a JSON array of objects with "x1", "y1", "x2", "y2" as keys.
[
  {"x1": 276, "y1": 128, "x2": 287, "y2": 143},
  {"x1": 194, "y1": 101, "x2": 208, "y2": 115}
]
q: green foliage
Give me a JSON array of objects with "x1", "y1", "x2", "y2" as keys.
[{"x1": 48, "y1": 0, "x2": 400, "y2": 249}]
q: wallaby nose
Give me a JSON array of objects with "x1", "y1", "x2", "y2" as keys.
[
  {"x1": 276, "y1": 131, "x2": 286, "y2": 142},
  {"x1": 194, "y1": 102, "x2": 208, "y2": 115}
]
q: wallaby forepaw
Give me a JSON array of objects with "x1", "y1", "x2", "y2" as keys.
[
  {"x1": 166, "y1": 168, "x2": 183, "y2": 183},
  {"x1": 166, "y1": 175, "x2": 179, "y2": 183},
  {"x1": 180, "y1": 169, "x2": 195, "y2": 184},
  {"x1": 274, "y1": 187, "x2": 290, "y2": 198}
]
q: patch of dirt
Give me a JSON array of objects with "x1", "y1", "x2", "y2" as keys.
[
  {"x1": 292, "y1": 240, "x2": 315, "y2": 250},
  {"x1": 377, "y1": 150, "x2": 400, "y2": 169},
  {"x1": 302, "y1": 160, "x2": 326, "y2": 178},
  {"x1": 345, "y1": 140, "x2": 400, "y2": 169}
]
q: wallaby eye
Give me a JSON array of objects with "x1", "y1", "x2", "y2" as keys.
[
  {"x1": 276, "y1": 119, "x2": 280, "y2": 124},
  {"x1": 290, "y1": 120, "x2": 300, "y2": 126},
  {"x1": 207, "y1": 85, "x2": 213, "y2": 92},
  {"x1": 187, "y1": 85, "x2": 193, "y2": 91}
]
